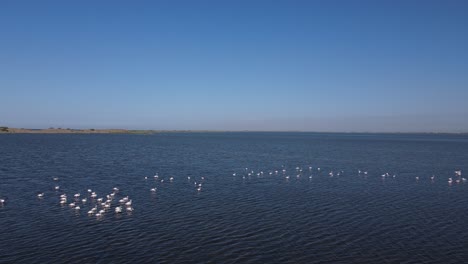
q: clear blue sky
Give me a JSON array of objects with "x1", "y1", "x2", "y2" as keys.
[{"x1": 1, "y1": 0, "x2": 467, "y2": 132}]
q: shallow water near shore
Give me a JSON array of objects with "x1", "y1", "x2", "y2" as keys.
[{"x1": 1, "y1": 132, "x2": 468, "y2": 263}]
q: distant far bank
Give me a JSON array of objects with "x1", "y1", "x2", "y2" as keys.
[
  {"x1": 0, "y1": 126, "x2": 467, "y2": 135},
  {"x1": 0, "y1": 127, "x2": 162, "y2": 134},
  {"x1": 0, "y1": 127, "x2": 229, "y2": 134}
]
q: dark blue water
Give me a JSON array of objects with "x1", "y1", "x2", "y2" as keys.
[{"x1": 1, "y1": 132, "x2": 468, "y2": 263}]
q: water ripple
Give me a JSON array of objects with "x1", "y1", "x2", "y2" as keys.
[{"x1": 1, "y1": 133, "x2": 468, "y2": 263}]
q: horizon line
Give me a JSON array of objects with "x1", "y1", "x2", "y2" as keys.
[{"x1": 1, "y1": 127, "x2": 467, "y2": 135}]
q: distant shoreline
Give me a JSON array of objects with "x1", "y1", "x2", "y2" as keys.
[
  {"x1": 0, "y1": 127, "x2": 230, "y2": 134},
  {"x1": 0, "y1": 127, "x2": 154, "y2": 134},
  {"x1": 0, "y1": 127, "x2": 467, "y2": 135}
]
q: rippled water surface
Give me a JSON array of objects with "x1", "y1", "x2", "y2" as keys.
[{"x1": 1, "y1": 132, "x2": 468, "y2": 263}]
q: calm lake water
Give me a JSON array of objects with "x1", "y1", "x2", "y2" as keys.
[{"x1": 1, "y1": 132, "x2": 468, "y2": 263}]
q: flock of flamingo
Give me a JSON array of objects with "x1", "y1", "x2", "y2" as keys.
[
  {"x1": 0, "y1": 172, "x2": 207, "y2": 218},
  {"x1": 38, "y1": 180, "x2": 135, "y2": 218},
  {"x1": 0, "y1": 167, "x2": 464, "y2": 216},
  {"x1": 231, "y1": 167, "x2": 464, "y2": 184}
]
